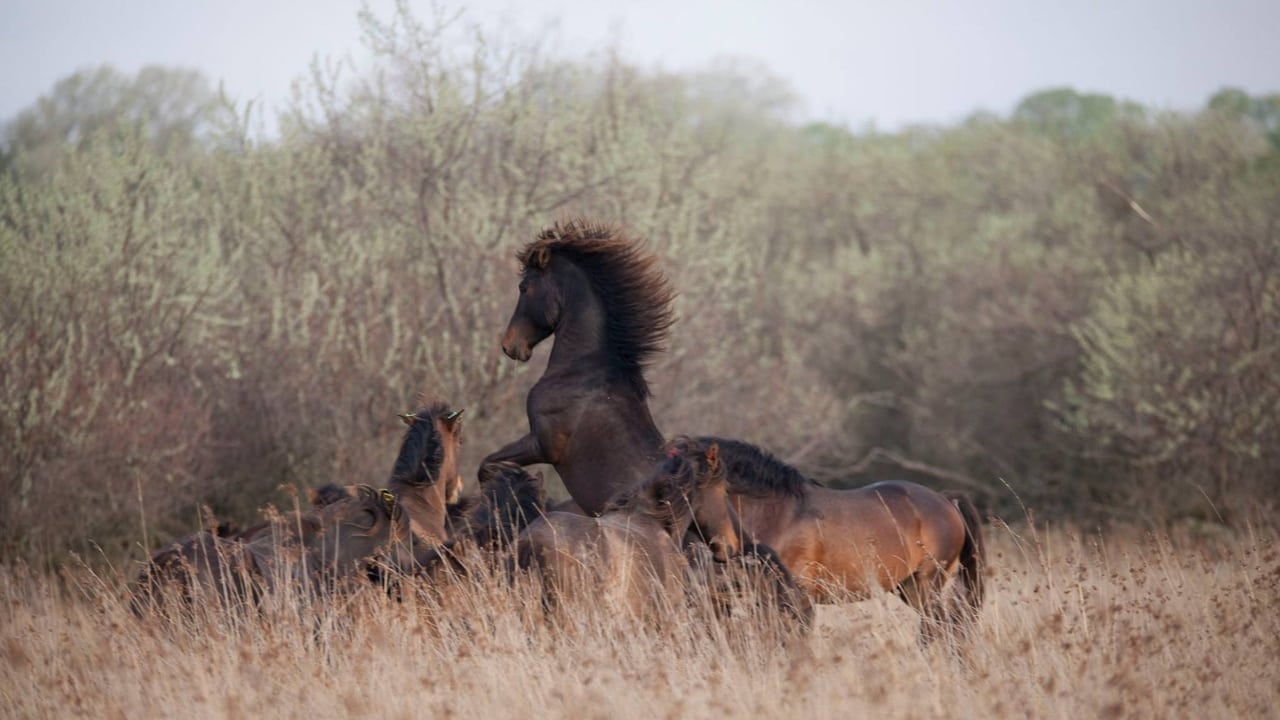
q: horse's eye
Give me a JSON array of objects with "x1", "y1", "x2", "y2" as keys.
[
  {"x1": 518, "y1": 281, "x2": 528, "y2": 294},
  {"x1": 353, "y1": 508, "x2": 378, "y2": 528}
]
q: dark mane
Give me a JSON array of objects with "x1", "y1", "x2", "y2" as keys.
[
  {"x1": 601, "y1": 452, "x2": 703, "y2": 531},
  {"x1": 695, "y1": 437, "x2": 818, "y2": 498},
  {"x1": 389, "y1": 402, "x2": 451, "y2": 486},
  {"x1": 464, "y1": 464, "x2": 547, "y2": 548},
  {"x1": 517, "y1": 218, "x2": 676, "y2": 398}
]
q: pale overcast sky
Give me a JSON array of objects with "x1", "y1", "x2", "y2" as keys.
[{"x1": 2, "y1": 0, "x2": 1278, "y2": 130}]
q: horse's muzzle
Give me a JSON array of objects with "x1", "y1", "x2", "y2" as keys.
[
  {"x1": 709, "y1": 537, "x2": 734, "y2": 563},
  {"x1": 501, "y1": 338, "x2": 532, "y2": 361},
  {"x1": 500, "y1": 331, "x2": 532, "y2": 362}
]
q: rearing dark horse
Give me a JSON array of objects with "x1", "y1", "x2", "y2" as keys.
[{"x1": 483, "y1": 219, "x2": 676, "y2": 515}]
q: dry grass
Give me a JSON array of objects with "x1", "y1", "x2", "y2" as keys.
[{"x1": 2, "y1": 523, "x2": 1276, "y2": 719}]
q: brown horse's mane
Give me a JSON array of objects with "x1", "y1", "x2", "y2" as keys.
[
  {"x1": 517, "y1": 218, "x2": 676, "y2": 398},
  {"x1": 695, "y1": 437, "x2": 819, "y2": 498}
]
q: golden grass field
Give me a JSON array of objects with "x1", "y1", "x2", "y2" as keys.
[{"x1": 2, "y1": 521, "x2": 1277, "y2": 720}]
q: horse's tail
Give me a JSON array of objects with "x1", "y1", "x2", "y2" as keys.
[{"x1": 945, "y1": 491, "x2": 985, "y2": 616}]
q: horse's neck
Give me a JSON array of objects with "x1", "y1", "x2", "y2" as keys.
[
  {"x1": 395, "y1": 486, "x2": 448, "y2": 545},
  {"x1": 546, "y1": 270, "x2": 609, "y2": 372},
  {"x1": 729, "y1": 492, "x2": 805, "y2": 547}
]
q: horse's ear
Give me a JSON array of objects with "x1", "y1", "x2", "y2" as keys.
[
  {"x1": 443, "y1": 408, "x2": 465, "y2": 429},
  {"x1": 705, "y1": 443, "x2": 720, "y2": 472},
  {"x1": 530, "y1": 246, "x2": 550, "y2": 270},
  {"x1": 399, "y1": 412, "x2": 416, "y2": 426},
  {"x1": 306, "y1": 487, "x2": 320, "y2": 506}
]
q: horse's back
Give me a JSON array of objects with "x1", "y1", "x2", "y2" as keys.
[
  {"x1": 134, "y1": 531, "x2": 259, "y2": 612},
  {"x1": 517, "y1": 511, "x2": 684, "y2": 617},
  {"x1": 517, "y1": 512, "x2": 602, "y2": 576}
]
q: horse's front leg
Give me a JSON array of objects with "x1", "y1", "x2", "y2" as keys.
[{"x1": 482, "y1": 432, "x2": 545, "y2": 469}]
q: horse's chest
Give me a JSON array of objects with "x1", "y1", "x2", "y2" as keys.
[{"x1": 528, "y1": 389, "x2": 586, "y2": 444}]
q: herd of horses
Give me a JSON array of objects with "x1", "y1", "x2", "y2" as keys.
[{"x1": 134, "y1": 218, "x2": 985, "y2": 643}]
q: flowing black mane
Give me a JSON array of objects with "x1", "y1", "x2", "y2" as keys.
[
  {"x1": 695, "y1": 437, "x2": 818, "y2": 498},
  {"x1": 389, "y1": 402, "x2": 451, "y2": 486},
  {"x1": 517, "y1": 218, "x2": 676, "y2": 398}
]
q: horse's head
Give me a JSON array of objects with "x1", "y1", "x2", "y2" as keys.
[
  {"x1": 307, "y1": 483, "x2": 353, "y2": 508},
  {"x1": 250, "y1": 485, "x2": 418, "y2": 588},
  {"x1": 303, "y1": 485, "x2": 418, "y2": 578},
  {"x1": 501, "y1": 244, "x2": 562, "y2": 362},
  {"x1": 638, "y1": 438, "x2": 740, "y2": 562},
  {"x1": 391, "y1": 404, "x2": 465, "y2": 489},
  {"x1": 669, "y1": 437, "x2": 740, "y2": 562}
]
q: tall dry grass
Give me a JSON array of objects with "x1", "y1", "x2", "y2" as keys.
[{"x1": 2, "y1": 524, "x2": 1276, "y2": 719}]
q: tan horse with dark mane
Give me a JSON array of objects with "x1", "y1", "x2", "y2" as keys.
[
  {"x1": 684, "y1": 437, "x2": 984, "y2": 640},
  {"x1": 415, "y1": 461, "x2": 548, "y2": 576}
]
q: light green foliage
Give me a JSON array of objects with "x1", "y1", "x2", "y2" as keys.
[{"x1": 1, "y1": 6, "x2": 1277, "y2": 562}]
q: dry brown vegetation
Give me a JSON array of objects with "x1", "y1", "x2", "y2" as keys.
[
  {"x1": 3, "y1": 524, "x2": 1277, "y2": 719},
  {"x1": 3, "y1": 6, "x2": 1278, "y2": 562}
]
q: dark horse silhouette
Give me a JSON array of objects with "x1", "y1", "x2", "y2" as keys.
[{"x1": 483, "y1": 219, "x2": 675, "y2": 515}]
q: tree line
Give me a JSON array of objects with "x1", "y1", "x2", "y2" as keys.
[{"x1": 2, "y1": 6, "x2": 1276, "y2": 563}]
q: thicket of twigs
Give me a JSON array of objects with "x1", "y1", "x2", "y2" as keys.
[{"x1": 2, "y1": 4, "x2": 1278, "y2": 562}]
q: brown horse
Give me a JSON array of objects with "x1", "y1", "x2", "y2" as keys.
[
  {"x1": 231, "y1": 402, "x2": 464, "y2": 550},
  {"x1": 516, "y1": 440, "x2": 738, "y2": 622},
  {"x1": 132, "y1": 485, "x2": 419, "y2": 613},
  {"x1": 485, "y1": 219, "x2": 675, "y2": 515},
  {"x1": 684, "y1": 437, "x2": 985, "y2": 640}
]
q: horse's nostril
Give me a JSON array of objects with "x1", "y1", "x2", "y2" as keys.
[{"x1": 500, "y1": 333, "x2": 524, "y2": 361}]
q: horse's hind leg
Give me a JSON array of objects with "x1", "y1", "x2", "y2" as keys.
[{"x1": 895, "y1": 571, "x2": 955, "y2": 646}]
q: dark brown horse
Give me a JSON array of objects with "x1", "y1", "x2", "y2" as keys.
[
  {"x1": 684, "y1": 437, "x2": 985, "y2": 640},
  {"x1": 484, "y1": 219, "x2": 675, "y2": 515},
  {"x1": 515, "y1": 440, "x2": 740, "y2": 622}
]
